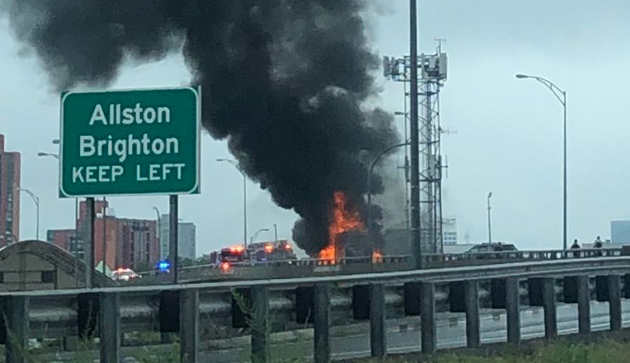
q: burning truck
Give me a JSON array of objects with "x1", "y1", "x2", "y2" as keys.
[{"x1": 316, "y1": 191, "x2": 383, "y2": 263}]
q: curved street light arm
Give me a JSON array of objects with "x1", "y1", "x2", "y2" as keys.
[
  {"x1": 18, "y1": 188, "x2": 39, "y2": 204},
  {"x1": 367, "y1": 142, "x2": 411, "y2": 229},
  {"x1": 17, "y1": 188, "x2": 40, "y2": 240},
  {"x1": 530, "y1": 76, "x2": 566, "y2": 106},
  {"x1": 217, "y1": 159, "x2": 246, "y2": 178},
  {"x1": 250, "y1": 228, "x2": 270, "y2": 245}
]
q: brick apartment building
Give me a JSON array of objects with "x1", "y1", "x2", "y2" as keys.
[
  {"x1": 0, "y1": 134, "x2": 20, "y2": 246},
  {"x1": 48, "y1": 200, "x2": 159, "y2": 272}
]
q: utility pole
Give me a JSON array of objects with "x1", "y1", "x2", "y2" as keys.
[
  {"x1": 487, "y1": 192, "x2": 493, "y2": 243},
  {"x1": 409, "y1": 0, "x2": 422, "y2": 269}
]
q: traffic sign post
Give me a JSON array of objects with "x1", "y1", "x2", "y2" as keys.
[
  {"x1": 60, "y1": 87, "x2": 201, "y2": 287},
  {"x1": 59, "y1": 87, "x2": 201, "y2": 198}
]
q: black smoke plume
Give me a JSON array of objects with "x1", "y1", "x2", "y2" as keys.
[{"x1": 4, "y1": 0, "x2": 398, "y2": 256}]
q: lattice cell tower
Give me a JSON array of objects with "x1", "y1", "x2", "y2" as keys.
[{"x1": 383, "y1": 43, "x2": 448, "y2": 254}]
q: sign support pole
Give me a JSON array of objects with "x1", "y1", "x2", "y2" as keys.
[
  {"x1": 169, "y1": 195, "x2": 179, "y2": 284},
  {"x1": 85, "y1": 197, "x2": 95, "y2": 288},
  {"x1": 102, "y1": 197, "x2": 107, "y2": 275}
]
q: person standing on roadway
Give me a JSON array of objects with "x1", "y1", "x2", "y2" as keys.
[
  {"x1": 570, "y1": 239, "x2": 581, "y2": 258},
  {"x1": 593, "y1": 236, "x2": 604, "y2": 256}
]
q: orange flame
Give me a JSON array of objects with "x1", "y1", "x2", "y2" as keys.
[
  {"x1": 372, "y1": 250, "x2": 383, "y2": 264},
  {"x1": 320, "y1": 191, "x2": 365, "y2": 261}
]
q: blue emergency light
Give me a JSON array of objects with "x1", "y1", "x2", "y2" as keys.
[{"x1": 157, "y1": 261, "x2": 171, "y2": 272}]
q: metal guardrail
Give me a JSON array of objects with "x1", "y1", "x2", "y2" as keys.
[
  {"x1": 424, "y1": 247, "x2": 623, "y2": 262},
  {"x1": 2, "y1": 255, "x2": 630, "y2": 363},
  {"x1": 139, "y1": 248, "x2": 623, "y2": 277}
]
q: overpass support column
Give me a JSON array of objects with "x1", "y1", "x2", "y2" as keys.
[
  {"x1": 5, "y1": 296, "x2": 29, "y2": 363},
  {"x1": 251, "y1": 286, "x2": 269, "y2": 363},
  {"x1": 314, "y1": 284, "x2": 331, "y2": 363},
  {"x1": 180, "y1": 289, "x2": 200, "y2": 363},
  {"x1": 369, "y1": 283, "x2": 386, "y2": 358},
  {"x1": 420, "y1": 281, "x2": 436, "y2": 354},
  {"x1": 505, "y1": 277, "x2": 521, "y2": 344},
  {"x1": 608, "y1": 275, "x2": 622, "y2": 331},
  {"x1": 577, "y1": 275, "x2": 591, "y2": 335},
  {"x1": 99, "y1": 292, "x2": 120, "y2": 363},
  {"x1": 542, "y1": 278, "x2": 557, "y2": 340},
  {"x1": 465, "y1": 280, "x2": 480, "y2": 348}
]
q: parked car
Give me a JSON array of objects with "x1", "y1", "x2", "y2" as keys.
[{"x1": 465, "y1": 243, "x2": 518, "y2": 259}]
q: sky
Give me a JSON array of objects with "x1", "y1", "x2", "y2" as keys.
[{"x1": 2, "y1": 0, "x2": 630, "y2": 254}]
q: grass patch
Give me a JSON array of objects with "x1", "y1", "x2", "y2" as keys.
[{"x1": 357, "y1": 339, "x2": 630, "y2": 363}]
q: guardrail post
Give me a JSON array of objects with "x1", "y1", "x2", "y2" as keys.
[
  {"x1": 491, "y1": 279, "x2": 507, "y2": 309},
  {"x1": 506, "y1": 277, "x2": 520, "y2": 344},
  {"x1": 314, "y1": 283, "x2": 331, "y2": 363},
  {"x1": 542, "y1": 278, "x2": 557, "y2": 340},
  {"x1": 596, "y1": 276, "x2": 610, "y2": 302},
  {"x1": 99, "y1": 292, "x2": 120, "y2": 363},
  {"x1": 577, "y1": 275, "x2": 590, "y2": 335},
  {"x1": 563, "y1": 276, "x2": 578, "y2": 303},
  {"x1": 404, "y1": 282, "x2": 421, "y2": 316},
  {"x1": 465, "y1": 280, "x2": 480, "y2": 348},
  {"x1": 369, "y1": 283, "x2": 386, "y2": 358},
  {"x1": 180, "y1": 288, "x2": 199, "y2": 363},
  {"x1": 420, "y1": 281, "x2": 436, "y2": 354},
  {"x1": 449, "y1": 281, "x2": 465, "y2": 313},
  {"x1": 608, "y1": 274, "x2": 622, "y2": 331},
  {"x1": 624, "y1": 274, "x2": 630, "y2": 298},
  {"x1": 251, "y1": 286, "x2": 269, "y2": 363},
  {"x1": 5, "y1": 296, "x2": 29, "y2": 363}
]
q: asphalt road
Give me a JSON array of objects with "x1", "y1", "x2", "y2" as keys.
[{"x1": 201, "y1": 300, "x2": 630, "y2": 362}]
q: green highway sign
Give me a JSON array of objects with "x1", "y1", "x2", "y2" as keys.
[{"x1": 59, "y1": 87, "x2": 201, "y2": 198}]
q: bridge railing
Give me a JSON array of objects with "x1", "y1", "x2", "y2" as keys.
[
  {"x1": 161, "y1": 248, "x2": 623, "y2": 272},
  {"x1": 423, "y1": 247, "x2": 623, "y2": 264},
  {"x1": 2, "y1": 255, "x2": 630, "y2": 363}
]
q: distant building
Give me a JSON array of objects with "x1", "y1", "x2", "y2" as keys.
[
  {"x1": 49, "y1": 200, "x2": 159, "y2": 272},
  {"x1": 0, "y1": 134, "x2": 20, "y2": 246},
  {"x1": 116, "y1": 218, "x2": 159, "y2": 272},
  {"x1": 178, "y1": 222, "x2": 197, "y2": 260},
  {"x1": 443, "y1": 218, "x2": 458, "y2": 246},
  {"x1": 159, "y1": 214, "x2": 197, "y2": 261},
  {"x1": 47, "y1": 229, "x2": 85, "y2": 260},
  {"x1": 611, "y1": 220, "x2": 630, "y2": 244},
  {"x1": 47, "y1": 229, "x2": 75, "y2": 251}
]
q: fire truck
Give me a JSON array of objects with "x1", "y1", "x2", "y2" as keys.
[{"x1": 209, "y1": 240, "x2": 297, "y2": 268}]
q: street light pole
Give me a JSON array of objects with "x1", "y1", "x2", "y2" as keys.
[
  {"x1": 18, "y1": 188, "x2": 40, "y2": 240},
  {"x1": 394, "y1": 111, "x2": 410, "y2": 230},
  {"x1": 250, "y1": 228, "x2": 269, "y2": 245},
  {"x1": 367, "y1": 142, "x2": 410, "y2": 230},
  {"x1": 217, "y1": 159, "x2": 248, "y2": 248},
  {"x1": 153, "y1": 207, "x2": 162, "y2": 260},
  {"x1": 516, "y1": 74, "x2": 568, "y2": 250},
  {"x1": 38, "y1": 149, "x2": 79, "y2": 285},
  {"x1": 487, "y1": 192, "x2": 493, "y2": 243}
]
